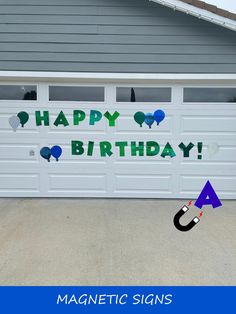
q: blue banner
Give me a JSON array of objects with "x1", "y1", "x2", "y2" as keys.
[{"x1": 0, "y1": 286, "x2": 235, "y2": 313}]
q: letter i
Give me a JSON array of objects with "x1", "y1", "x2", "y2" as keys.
[{"x1": 87, "y1": 141, "x2": 94, "y2": 156}]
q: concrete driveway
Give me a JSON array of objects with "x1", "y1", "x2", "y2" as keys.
[{"x1": 0, "y1": 198, "x2": 235, "y2": 286}]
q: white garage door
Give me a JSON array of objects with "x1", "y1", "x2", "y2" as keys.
[{"x1": 0, "y1": 82, "x2": 236, "y2": 199}]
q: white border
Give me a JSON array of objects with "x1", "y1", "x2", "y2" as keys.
[
  {"x1": 150, "y1": 0, "x2": 236, "y2": 31},
  {"x1": 1, "y1": 71, "x2": 236, "y2": 82}
]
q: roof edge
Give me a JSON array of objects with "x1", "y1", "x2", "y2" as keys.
[
  {"x1": 150, "y1": 0, "x2": 236, "y2": 31},
  {"x1": 1, "y1": 71, "x2": 236, "y2": 82}
]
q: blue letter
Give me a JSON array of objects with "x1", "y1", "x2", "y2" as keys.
[{"x1": 195, "y1": 180, "x2": 222, "y2": 209}]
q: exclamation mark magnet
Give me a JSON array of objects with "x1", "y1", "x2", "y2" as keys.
[{"x1": 198, "y1": 142, "x2": 203, "y2": 160}]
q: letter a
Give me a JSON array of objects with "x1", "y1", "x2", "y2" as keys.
[{"x1": 194, "y1": 180, "x2": 222, "y2": 209}]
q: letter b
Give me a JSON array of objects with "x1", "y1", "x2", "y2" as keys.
[{"x1": 71, "y1": 141, "x2": 84, "y2": 155}]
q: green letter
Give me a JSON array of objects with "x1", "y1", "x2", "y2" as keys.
[
  {"x1": 54, "y1": 111, "x2": 69, "y2": 127},
  {"x1": 115, "y1": 142, "x2": 128, "y2": 157},
  {"x1": 179, "y1": 142, "x2": 195, "y2": 158},
  {"x1": 161, "y1": 142, "x2": 176, "y2": 158},
  {"x1": 87, "y1": 141, "x2": 94, "y2": 156},
  {"x1": 71, "y1": 141, "x2": 84, "y2": 155},
  {"x1": 90, "y1": 110, "x2": 103, "y2": 125},
  {"x1": 100, "y1": 141, "x2": 113, "y2": 157},
  {"x1": 104, "y1": 111, "x2": 120, "y2": 127},
  {"x1": 35, "y1": 111, "x2": 49, "y2": 126},
  {"x1": 146, "y1": 141, "x2": 160, "y2": 156},
  {"x1": 131, "y1": 142, "x2": 144, "y2": 156},
  {"x1": 73, "y1": 110, "x2": 86, "y2": 125}
]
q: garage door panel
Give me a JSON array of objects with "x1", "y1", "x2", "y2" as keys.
[
  {"x1": 47, "y1": 191, "x2": 107, "y2": 197},
  {"x1": 48, "y1": 174, "x2": 107, "y2": 192},
  {"x1": 179, "y1": 164, "x2": 236, "y2": 175},
  {"x1": 55, "y1": 158, "x2": 107, "y2": 165},
  {"x1": 181, "y1": 116, "x2": 236, "y2": 134},
  {"x1": 48, "y1": 129, "x2": 107, "y2": 136},
  {"x1": 0, "y1": 144, "x2": 39, "y2": 162},
  {"x1": 180, "y1": 176, "x2": 236, "y2": 194},
  {"x1": 113, "y1": 191, "x2": 173, "y2": 197},
  {"x1": 42, "y1": 163, "x2": 108, "y2": 174},
  {"x1": 114, "y1": 174, "x2": 173, "y2": 193},
  {"x1": 115, "y1": 158, "x2": 172, "y2": 165},
  {"x1": 0, "y1": 174, "x2": 39, "y2": 191},
  {"x1": 0, "y1": 100, "x2": 38, "y2": 109},
  {"x1": 114, "y1": 164, "x2": 176, "y2": 174},
  {"x1": 179, "y1": 135, "x2": 236, "y2": 142}
]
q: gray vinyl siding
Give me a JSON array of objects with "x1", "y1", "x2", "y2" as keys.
[{"x1": 0, "y1": 0, "x2": 236, "y2": 73}]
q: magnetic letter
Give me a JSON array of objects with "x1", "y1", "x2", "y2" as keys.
[
  {"x1": 35, "y1": 111, "x2": 49, "y2": 126},
  {"x1": 131, "y1": 142, "x2": 144, "y2": 156},
  {"x1": 100, "y1": 141, "x2": 113, "y2": 157},
  {"x1": 73, "y1": 110, "x2": 86, "y2": 125},
  {"x1": 195, "y1": 180, "x2": 222, "y2": 209},
  {"x1": 161, "y1": 142, "x2": 176, "y2": 158},
  {"x1": 104, "y1": 111, "x2": 120, "y2": 127},
  {"x1": 179, "y1": 142, "x2": 195, "y2": 158},
  {"x1": 54, "y1": 111, "x2": 69, "y2": 127},
  {"x1": 115, "y1": 142, "x2": 128, "y2": 157},
  {"x1": 71, "y1": 141, "x2": 84, "y2": 155},
  {"x1": 146, "y1": 141, "x2": 160, "y2": 156},
  {"x1": 87, "y1": 141, "x2": 94, "y2": 156},
  {"x1": 90, "y1": 110, "x2": 103, "y2": 125}
]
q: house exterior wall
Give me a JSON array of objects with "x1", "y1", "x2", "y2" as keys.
[{"x1": 0, "y1": 0, "x2": 236, "y2": 73}]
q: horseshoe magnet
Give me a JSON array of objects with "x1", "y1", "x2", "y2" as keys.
[{"x1": 174, "y1": 205, "x2": 200, "y2": 232}]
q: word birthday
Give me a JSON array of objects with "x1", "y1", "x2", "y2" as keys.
[
  {"x1": 35, "y1": 110, "x2": 120, "y2": 127},
  {"x1": 71, "y1": 141, "x2": 203, "y2": 159}
]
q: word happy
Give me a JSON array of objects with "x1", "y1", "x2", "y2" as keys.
[{"x1": 35, "y1": 110, "x2": 120, "y2": 127}]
